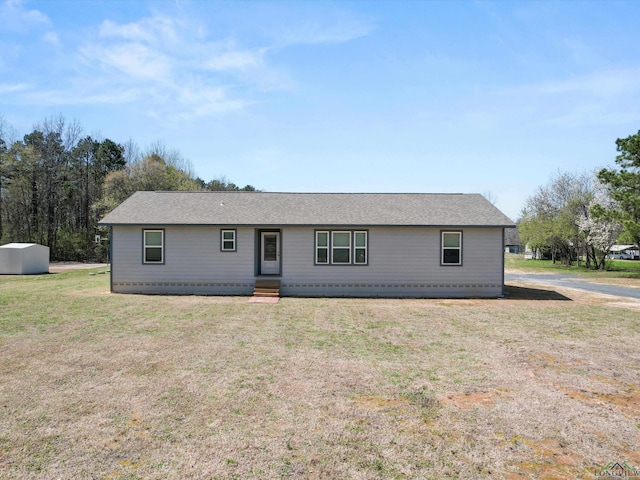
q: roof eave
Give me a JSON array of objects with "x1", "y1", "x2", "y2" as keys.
[{"x1": 99, "y1": 222, "x2": 516, "y2": 228}]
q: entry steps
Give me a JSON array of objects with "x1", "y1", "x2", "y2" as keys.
[{"x1": 253, "y1": 280, "x2": 281, "y2": 297}]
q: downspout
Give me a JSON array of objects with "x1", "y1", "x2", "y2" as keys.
[
  {"x1": 501, "y1": 227, "x2": 506, "y2": 297},
  {"x1": 109, "y1": 226, "x2": 113, "y2": 293}
]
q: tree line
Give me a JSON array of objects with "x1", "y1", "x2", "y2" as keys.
[
  {"x1": 518, "y1": 129, "x2": 640, "y2": 269},
  {"x1": 0, "y1": 115, "x2": 256, "y2": 261}
]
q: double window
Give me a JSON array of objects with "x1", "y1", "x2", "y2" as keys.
[
  {"x1": 441, "y1": 231, "x2": 462, "y2": 265},
  {"x1": 143, "y1": 229, "x2": 164, "y2": 264},
  {"x1": 315, "y1": 230, "x2": 367, "y2": 265}
]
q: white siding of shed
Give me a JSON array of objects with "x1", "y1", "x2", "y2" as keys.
[
  {"x1": 110, "y1": 225, "x2": 504, "y2": 297},
  {"x1": 0, "y1": 243, "x2": 49, "y2": 275}
]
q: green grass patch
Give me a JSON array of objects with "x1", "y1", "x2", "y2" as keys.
[{"x1": 505, "y1": 253, "x2": 640, "y2": 278}]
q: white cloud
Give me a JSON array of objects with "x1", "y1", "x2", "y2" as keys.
[
  {"x1": 174, "y1": 83, "x2": 250, "y2": 119},
  {"x1": 472, "y1": 67, "x2": 640, "y2": 130},
  {"x1": 0, "y1": 0, "x2": 50, "y2": 33},
  {"x1": 204, "y1": 47, "x2": 267, "y2": 71},
  {"x1": 0, "y1": 4, "x2": 372, "y2": 121},
  {"x1": 15, "y1": 86, "x2": 140, "y2": 106},
  {"x1": 99, "y1": 15, "x2": 178, "y2": 45},
  {"x1": 72, "y1": 12, "x2": 293, "y2": 118},
  {"x1": 80, "y1": 42, "x2": 172, "y2": 80},
  {"x1": 273, "y1": 17, "x2": 373, "y2": 47},
  {"x1": 536, "y1": 68, "x2": 640, "y2": 98},
  {"x1": 0, "y1": 82, "x2": 28, "y2": 94},
  {"x1": 42, "y1": 31, "x2": 60, "y2": 46}
]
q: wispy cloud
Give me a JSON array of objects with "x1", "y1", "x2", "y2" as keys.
[
  {"x1": 520, "y1": 68, "x2": 640, "y2": 128},
  {"x1": 203, "y1": 45, "x2": 268, "y2": 72},
  {"x1": 0, "y1": 0, "x2": 50, "y2": 33},
  {"x1": 0, "y1": 82, "x2": 28, "y2": 94},
  {"x1": 535, "y1": 68, "x2": 640, "y2": 98},
  {"x1": 15, "y1": 86, "x2": 141, "y2": 106},
  {"x1": 99, "y1": 16, "x2": 178, "y2": 45},
  {"x1": 0, "y1": 3, "x2": 373, "y2": 120},
  {"x1": 75, "y1": 14, "x2": 263, "y2": 118},
  {"x1": 80, "y1": 42, "x2": 172, "y2": 81},
  {"x1": 274, "y1": 19, "x2": 373, "y2": 47},
  {"x1": 42, "y1": 31, "x2": 60, "y2": 47}
]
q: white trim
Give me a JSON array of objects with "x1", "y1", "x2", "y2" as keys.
[
  {"x1": 143, "y1": 229, "x2": 164, "y2": 264},
  {"x1": 261, "y1": 231, "x2": 281, "y2": 275},
  {"x1": 315, "y1": 230, "x2": 329, "y2": 264},
  {"x1": 354, "y1": 231, "x2": 367, "y2": 264},
  {"x1": 441, "y1": 231, "x2": 462, "y2": 265},
  {"x1": 331, "y1": 231, "x2": 351, "y2": 264},
  {"x1": 221, "y1": 229, "x2": 236, "y2": 251}
]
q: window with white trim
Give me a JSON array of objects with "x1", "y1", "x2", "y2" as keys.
[
  {"x1": 441, "y1": 231, "x2": 462, "y2": 265},
  {"x1": 332, "y1": 231, "x2": 351, "y2": 264},
  {"x1": 354, "y1": 231, "x2": 367, "y2": 264},
  {"x1": 143, "y1": 229, "x2": 164, "y2": 264},
  {"x1": 315, "y1": 230, "x2": 368, "y2": 265},
  {"x1": 221, "y1": 229, "x2": 236, "y2": 252},
  {"x1": 316, "y1": 231, "x2": 329, "y2": 264}
]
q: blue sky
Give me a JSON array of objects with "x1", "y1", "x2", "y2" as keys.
[{"x1": 1, "y1": 0, "x2": 639, "y2": 220}]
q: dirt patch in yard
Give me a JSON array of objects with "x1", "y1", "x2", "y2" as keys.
[
  {"x1": 442, "y1": 391, "x2": 499, "y2": 410},
  {"x1": 49, "y1": 262, "x2": 107, "y2": 272}
]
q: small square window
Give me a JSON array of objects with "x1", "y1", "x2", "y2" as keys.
[{"x1": 221, "y1": 229, "x2": 236, "y2": 252}]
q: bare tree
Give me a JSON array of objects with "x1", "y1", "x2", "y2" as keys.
[{"x1": 482, "y1": 191, "x2": 497, "y2": 205}]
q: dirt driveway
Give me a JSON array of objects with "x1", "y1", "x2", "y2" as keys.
[{"x1": 49, "y1": 262, "x2": 108, "y2": 273}]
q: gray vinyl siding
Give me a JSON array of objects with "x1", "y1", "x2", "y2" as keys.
[
  {"x1": 110, "y1": 225, "x2": 504, "y2": 297},
  {"x1": 111, "y1": 226, "x2": 256, "y2": 295},
  {"x1": 279, "y1": 227, "x2": 503, "y2": 297}
]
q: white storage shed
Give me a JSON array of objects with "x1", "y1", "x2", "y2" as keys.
[{"x1": 0, "y1": 243, "x2": 50, "y2": 274}]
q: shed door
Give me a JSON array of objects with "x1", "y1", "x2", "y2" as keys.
[{"x1": 260, "y1": 232, "x2": 280, "y2": 275}]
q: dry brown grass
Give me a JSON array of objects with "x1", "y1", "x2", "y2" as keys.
[{"x1": 1, "y1": 271, "x2": 639, "y2": 479}]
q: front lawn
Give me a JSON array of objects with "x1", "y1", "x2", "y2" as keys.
[{"x1": 0, "y1": 269, "x2": 639, "y2": 479}]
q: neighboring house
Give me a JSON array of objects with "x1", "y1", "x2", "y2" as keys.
[
  {"x1": 98, "y1": 192, "x2": 515, "y2": 298},
  {"x1": 607, "y1": 244, "x2": 640, "y2": 260},
  {"x1": 504, "y1": 227, "x2": 522, "y2": 254},
  {"x1": 0, "y1": 243, "x2": 50, "y2": 274},
  {"x1": 524, "y1": 244, "x2": 545, "y2": 260}
]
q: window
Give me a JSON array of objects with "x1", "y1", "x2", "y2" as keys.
[
  {"x1": 441, "y1": 231, "x2": 462, "y2": 265},
  {"x1": 316, "y1": 231, "x2": 329, "y2": 264},
  {"x1": 221, "y1": 229, "x2": 236, "y2": 252},
  {"x1": 143, "y1": 229, "x2": 164, "y2": 264},
  {"x1": 354, "y1": 231, "x2": 367, "y2": 264},
  {"x1": 332, "y1": 231, "x2": 351, "y2": 264},
  {"x1": 315, "y1": 230, "x2": 368, "y2": 265}
]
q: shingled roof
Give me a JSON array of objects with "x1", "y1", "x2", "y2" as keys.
[{"x1": 98, "y1": 191, "x2": 515, "y2": 227}]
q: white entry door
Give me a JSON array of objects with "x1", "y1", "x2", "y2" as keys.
[{"x1": 261, "y1": 232, "x2": 280, "y2": 275}]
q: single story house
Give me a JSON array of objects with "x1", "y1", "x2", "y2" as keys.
[
  {"x1": 0, "y1": 243, "x2": 50, "y2": 275},
  {"x1": 504, "y1": 227, "x2": 522, "y2": 254},
  {"x1": 98, "y1": 192, "x2": 515, "y2": 298}
]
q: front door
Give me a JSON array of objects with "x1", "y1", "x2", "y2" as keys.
[{"x1": 260, "y1": 231, "x2": 280, "y2": 275}]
